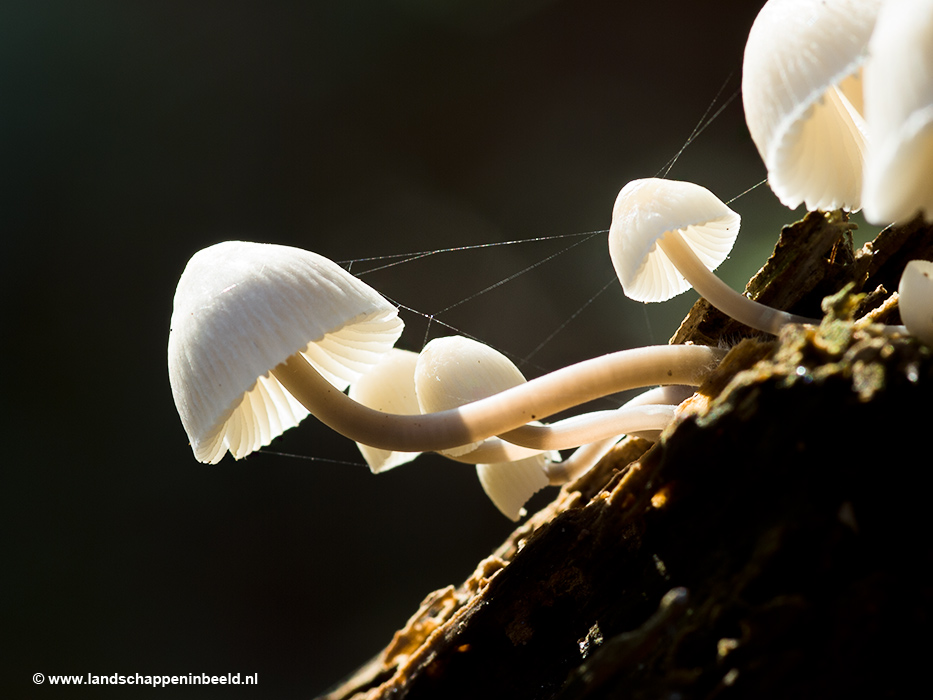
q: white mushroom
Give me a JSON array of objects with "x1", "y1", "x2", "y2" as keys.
[
  {"x1": 347, "y1": 348, "x2": 422, "y2": 473},
  {"x1": 413, "y1": 337, "x2": 683, "y2": 520},
  {"x1": 168, "y1": 240, "x2": 404, "y2": 464},
  {"x1": 897, "y1": 259, "x2": 933, "y2": 346},
  {"x1": 415, "y1": 335, "x2": 554, "y2": 521},
  {"x1": 414, "y1": 335, "x2": 534, "y2": 457},
  {"x1": 862, "y1": 0, "x2": 933, "y2": 224},
  {"x1": 608, "y1": 178, "x2": 817, "y2": 335},
  {"x1": 742, "y1": 0, "x2": 882, "y2": 211}
]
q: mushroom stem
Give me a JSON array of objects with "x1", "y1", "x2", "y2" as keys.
[
  {"x1": 270, "y1": 344, "x2": 725, "y2": 453},
  {"x1": 442, "y1": 439, "x2": 546, "y2": 465},
  {"x1": 499, "y1": 404, "x2": 676, "y2": 451},
  {"x1": 656, "y1": 231, "x2": 818, "y2": 334},
  {"x1": 544, "y1": 384, "x2": 694, "y2": 485},
  {"x1": 446, "y1": 403, "x2": 676, "y2": 462}
]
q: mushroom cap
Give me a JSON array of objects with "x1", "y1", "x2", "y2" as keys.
[
  {"x1": 862, "y1": 0, "x2": 933, "y2": 224},
  {"x1": 608, "y1": 178, "x2": 741, "y2": 303},
  {"x1": 742, "y1": 0, "x2": 882, "y2": 211},
  {"x1": 476, "y1": 458, "x2": 549, "y2": 522},
  {"x1": 348, "y1": 348, "x2": 422, "y2": 473},
  {"x1": 414, "y1": 335, "x2": 528, "y2": 457},
  {"x1": 898, "y1": 259, "x2": 933, "y2": 347},
  {"x1": 169, "y1": 241, "x2": 403, "y2": 464},
  {"x1": 414, "y1": 335, "x2": 550, "y2": 519}
]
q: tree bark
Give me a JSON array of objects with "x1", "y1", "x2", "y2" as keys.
[{"x1": 322, "y1": 211, "x2": 933, "y2": 700}]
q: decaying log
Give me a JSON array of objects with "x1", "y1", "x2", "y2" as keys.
[{"x1": 322, "y1": 212, "x2": 933, "y2": 700}]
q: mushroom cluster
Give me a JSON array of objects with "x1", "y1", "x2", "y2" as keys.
[
  {"x1": 168, "y1": 0, "x2": 932, "y2": 522},
  {"x1": 168, "y1": 240, "x2": 723, "y2": 519},
  {"x1": 742, "y1": 0, "x2": 933, "y2": 224}
]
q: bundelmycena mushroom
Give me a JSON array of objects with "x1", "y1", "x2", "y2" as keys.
[
  {"x1": 898, "y1": 260, "x2": 933, "y2": 347},
  {"x1": 168, "y1": 240, "x2": 404, "y2": 464},
  {"x1": 862, "y1": 0, "x2": 933, "y2": 225},
  {"x1": 339, "y1": 335, "x2": 682, "y2": 518},
  {"x1": 742, "y1": 0, "x2": 882, "y2": 212},
  {"x1": 413, "y1": 335, "x2": 559, "y2": 521},
  {"x1": 169, "y1": 240, "x2": 726, "y2": 463},
  {"x1": 347, "y1": 348, "x2": 422, "y2": 473},
  {"x1": 412, "y1": 336, "x2": 682, "y2": 520},
  {"x1": 608, "y1": 177, "x2": 819, "y2": 335}
]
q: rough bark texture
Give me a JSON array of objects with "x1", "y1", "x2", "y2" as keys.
[{"x1": 322, "y1": 212, "x2": 933, "y2": 700}]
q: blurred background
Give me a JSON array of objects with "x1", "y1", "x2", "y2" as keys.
[{"x1": 2, "y1": 1, "x2": 862, "y2": 697}]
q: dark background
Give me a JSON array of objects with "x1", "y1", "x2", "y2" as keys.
[{"x1": 1, "y1": 1, "x2": 872, "y2": 697}]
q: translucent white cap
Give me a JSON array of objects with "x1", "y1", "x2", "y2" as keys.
[
  {"x1": 348, "y1": 348, "x2": 422, "y2": 473},
  {"x1": 169, "y1": 241, "x2": 403, "y2": 464},
  {"x1": 476, "y1": 458, "x2": 550, "y2": 522},
  {"x1": 415, "y1": 336, "x2": 550, "y2": 519},
  {"x1": 608, "y1": 178, "x2": 741, "y2": 302},
  {"x1": 415, "y1": 336, "x2": 528, "y2": 457},
  {"x1": 862, "y1": 0, "x2": 933, "y2": 224},
  {"x1": 898, "y1": 259, "x2": 933, "y2": 347},
  {"x1": 742, "y1": 0, "x2": 882, "y2": 211}
]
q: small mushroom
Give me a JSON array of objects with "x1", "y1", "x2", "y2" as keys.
[
  {"x1": 862, "y1": 0, "x2": 933, "y2": 224},
  {"x1": 413, "y1": 336, "x2": 683, "y2": 518},
  {"x1": 414, "y1": 335, "x2": 554, "y2": 520},
  {"x1": 898, "y1": 259, "x2": 933, "y2": 347},
  {"x1": 608, "y1": 178, "x2": 817, "y2": 335},
  {"x1": 414, "y1": 335, "x2": 534, "y2": 457},
  {"x1": 742, "y1": 0, "x2": 882, "y2": 211},
  {"x1": 347, "y1": 348, "x2": 422, "y2": 473},
  {"x1": 168, "y1": 240, "x2": 404, "y2": 463}
]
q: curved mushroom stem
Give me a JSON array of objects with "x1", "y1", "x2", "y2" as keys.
[
  {"x1": 657, "y1": 231, "x2": 818, "y2": 334},
  {"x1": 545, "y1": 384, "x2": 695, "y2": 485},
  {"x1": 446, "y1": 403, "x2": 677, "y2": 463},
  {"x1": 442, "y1": 439, "x2": 547, "y2": 465},
  {"x1": 499, "y1": 404, "x2": 676, "y2": 451},
  {"x1": 270, "y1": 344, "x2": 725, "y2": 453}
]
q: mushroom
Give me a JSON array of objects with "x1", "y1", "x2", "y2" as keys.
[
  {"x1": 414, "y1": 335, "x2": 556, "y2": 520},
  {"x1": 170, "y1": 240, "x2": 726, "y2": 464},
  {"x1": 347, "y1": 348, "x2": 422, "y2": 473},
  {"x1": 608, "y1": 178, "x2": 818, "y2": 335},
  {"x1": 742, "y1": 0, "x2": 882, "y2": 211},
  {"x1": 412, "y1": 337, "x2": 684, "y2": 520},
  {"x1": 897, "y1": 259, "x2": 933, "y2": 347},
  {"x1": 168, "y1": 240, "x2": 404, "y2": 464},
  {"x1": 414, "y1": 335, "x2": 535, "y2": 457},
  {"x1": 862, "y1": 0, "x2": 933, "y2": 224}
]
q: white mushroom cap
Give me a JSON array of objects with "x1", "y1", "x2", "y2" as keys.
[
  {"x1": 348, "y1": 348, "x2": 422, "y2": 473},
  {"x1": 862, "y1": 0, "x2": 933, "y2": 224},
  {"x1": 742, "y1": 0, "x2": 882, "y2": 211},
  {"x1": 476, "y1": 457, "x2": 550, "y2": 522},
  {"x1": 169, "y1": 240, "x2": 403, "y2": 464},
  {"x1": 608, "y1": 178, "x2": 740, "y2": 303},
  {"x1": 415, "y1": 336, "x2": 550, "y2": 519},
  {"x1": 898, "y1": 259, "x2": 933, "y2": 347},
  {"x1": 415, "y1": 336, "x2": 529, "y2": 457}
]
